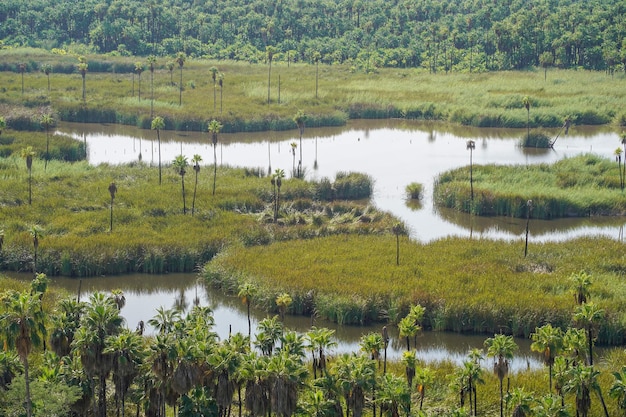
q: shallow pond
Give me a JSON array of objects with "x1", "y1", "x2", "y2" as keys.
[{"x1": 57, "y1": 119, "x2": 626, "y2": 242}]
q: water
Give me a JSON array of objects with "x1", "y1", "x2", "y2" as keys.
[
  {"x1": 19, "y1": 272, "x2": 541, "y2": 372},
  {"x1": 57, "y1": 120, "x2": 626, "y2": 242}
]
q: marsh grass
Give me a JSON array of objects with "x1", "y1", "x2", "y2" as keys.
[
  {"x1": 0, "y1": 155, "x2": 388, "y2": 277},
  {"x1": 2, "y1": 49, "x2": 626, "y2": 132},
  {"x1": 434, "y1": 154, "x2": 626, "y2": 218},
  {"x1": 203, "y1": 234, "x2": 626, "y2": 345}
]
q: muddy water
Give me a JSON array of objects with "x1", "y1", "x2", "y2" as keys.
[{"x1": 57, "y1": 120, "x2": 626, "y2": 242}]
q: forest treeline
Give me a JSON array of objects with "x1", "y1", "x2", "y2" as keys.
[{"x1": 2, "y1": 0, "x2": 626, "y2": 73}]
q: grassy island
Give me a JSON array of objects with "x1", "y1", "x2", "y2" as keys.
[{"x1": 434, "y1": 154, "x2": 626, "y2": 218}]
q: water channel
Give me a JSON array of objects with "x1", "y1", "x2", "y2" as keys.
[{"x1": 42, "y1": 119, "x2": 624, "y2": 370}]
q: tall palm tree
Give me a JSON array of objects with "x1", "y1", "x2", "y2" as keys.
[
  {"x1": 334, "y1": 353, "x2": 376, "y2": 417},
  {"x1": 563, "y1": 364, "x2": 609, "y2": 417},
  {"x1": 398, "y1": 316, "x2": 418, "y2": 351},
  {"x1": 238, "y1": 282, "x2": 257, "y2": 341},
  {"x1": 615, "y1": 147, "x2": 624, "y2": 190},
  {"x1": 255, "y1": 316, "x2": 283, "y2": 357},
  {"x1": 29, "y1": 225, "x2": 43, "y2": 275},
  {"x1": 574, "y1": 302, "x2": 604, "y2": 367},
  {"x1": 208, "y1": 119, "x2": 223, "y2": 195},
  {"x1": 466, "y1": 139, "x2": 476, "y2": 201},
  {"x1": 306, "y1": 326, "x2": 337, "y2": 379},
  {"x1": 266, "y1": 46, "x2": 276, "y2": 104},
  {"x1": 359, "y1": 332, "x2": 384, "y2": 367},
  {"x1": 219, "y1": 72, "x2": 224, "y2": 114},
  {"x1": 464, "y1": 348, "x2": 485, "y2": 417},
  {"x1": 134, "y1": 62, "x2": 144, "y2": 100},
  {"x1": 151, "y1": 116, "x2": 165, "y2": 185},
  {"x1": 485, "y1": 333, "x2": 518, "y2": 417},
  {"x1": 392, "y1": 222, "x2": 406, "y2": 266},
  {"x1": 172, "y1": 155, "x2": 188, "y2": 214},
  {"x1": 313, "y1": 51, "x2": 321, "y2": 99},
  {"x1": 21, "y1": 146, "x2": 36, "y2": 205},
  {"x1": 166, "y1": 61, "x2": 175, "y2": 85},
  {"x1": 175, "y1": 52, "x2": 186, "y2": 106},
  {"x1": 191, "y1": 154, "x2": 202, "y2": 215},
  {"x1": 401, "y1": 350, "x2": 416, "y2": 389},
  {"x1": 108, "y1": 182, "x2": 117, "y2": 232},
  {"x1": 49, "y1": 297, "x2": 84, "y2": 358},
  {"x1": 148, "y1": 306, "x2": 181, "y2": 335},
  {"x1": 73, "y1": 293, "x2": 124, "y2": 417},
  {"x1": 209, "y1": 66, "x2": 219, "y2": 111},
  {"x1": 41, "y1": 113, "x2": 54, "y2": 171},
  {"x1": 272, "y1": 168, "x2": 285, "y2": 222},
  {"x1": 290, "y1": 142, "x2": 297, "y2": 175},
  {"x1": 524, "y1": 199, "x2": 533, "y2": 257},
  {"x1": 0, "y1": 290, "x2": 46, "y2": 417},
  {"x1": 293, "y1": 110, "x2": 306, "y2": 178},
  {"x1": 522, "y1": 96, "x2": 530, "y2": 143},
  {"x1": 41, "y1": 63, "x2": 52, "y2": 92},
  {"x1": 104, "y1": 328, "x2": 146, "y2": 417},
  {"x1": 269, "y1": 351, "x2": 308, "y2": 417},
  {"x1": 77, "y1": 57, "x2": 88, "y2": 101},
  {"x1": 531, "y1": 324, "x2": 564, "y2": 392},
  {"x1": 147, "y1": 55, "x2": 157, "y2": 118},
  {"x1": 570, "y1": 270, "x2": 592, "y2": 305}
]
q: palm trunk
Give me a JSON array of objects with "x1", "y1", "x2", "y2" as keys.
[
  {"x1": 499, "y1": 378, "x2": 503, "y2": 417},
  {"x1": 100, "y1": 374, "x2": 107, "y2": 417},
  {"x1": 179, "y1": 68, "x2": 183, "y2": 105},
  {"x1": 23, "y1": 357, "x2": 33, "y2": 417},
  {"x1": 192, "y1": 172, "x2": 198, "y2": 215},
  {"x1": 213, "y1": 145, "x2": 217, "y2": 195},
  {"x1": 181, "y1": 175, "x2": 186, "y2": 214}
]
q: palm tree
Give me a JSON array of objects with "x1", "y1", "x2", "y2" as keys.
[
  {"x1": 41, "y1": 63, "x2": 52, "y2": 92},
  {"x1": 359, "y1": 332, "x2": 384, "y2": 366},
  {"x1": 148, "y1": 306, "x2": 181, "y2": 335},
  {"x1": 134, "y1": 62, "x2": 144, "y2": 100},
  {"x1": 610, "y1": 366, "x2": 626, "y2": 416},
  {"x1": 172, "y1": 155, "x2": 188, "y2": 214},
  {"x1": 392, "y1": 222, "x2": 406, "y2": 266},
  {"x1": 208, "y1": 119, "x2": 223, "y2": 196},
  {"x1": 524, "y1": 199, "x2": 533, "y2": 257},
  {"x1": 191, "y1": 154, "x2": 202, "y2": 215},
  {"x1": 401, "y1": 350, "x2": 416, "y2": 389},
  {"x1": 49, "y1": 297, "x2": 84, "y2": 358},
  {"x1": 166, "y1": 61, "x2": 175, "y2": 85},
  {"x1": 210, "y1": 344, "x2": 239, "y2": 417},
  {"x1": 104, "y1": 328, "x2": 146, "y2": 417},
  {"x1": 522, "y1": 96, "x2": 531, "y2": 142},
  {"x1": 108, "y1": 182, "x2": 117, "y2": 232},
  {"x1": 41, "y1": 113, "x2": 54, "y2": 171},
  {"x1": 276, "y1": 292, "x2": 292, "y2": 322},
  {"x1": 563, "y1": 364, "x2": 609, "y2": 417},
  {"x1": 175, "y1": 52, "x2": 186, "y2": 106},
  {"x1": 574, "y1": 302, "x2": 604, "y2": 366},
  {"x1": 219, "y1": 72, "x2": 224, "y2": 113},
  {"x1": 290, "y1": 142, "x2": 297, "y2": 175},
  {"x1": 0, "y1": 290, "x2": 46, "y2": 417},
  {"x1": 466, "y1": 140, "x2": 476, "y2": 201},
  {"x1": 293, "y1": 110, "x2": 306, "y2": 178},
  {"x1": 485, "y1": 333, "x2": 518, "y2": 417},
  {"x1": 398, "y1": 315, "x2": 418, "y2": 351},
  {"x1": 570, "y1": 270, "x2": 593, "y2": 305},
  {"x1": 209, "y1": 66, "x2": 219, "y2": 111},
  {"x1": 414, "y1": 366, "x2": 434, "y2": 411},
  {"x1": 533, "y1": 394, "x2": 570, "y2": 417},
  {"x1": 77, "y1": 57, "x2": 88, "y2": 101},
  {"x1": 313, "y1": 51, "x2": 321, "y2": 99},
  {"x1": 29, "y1": 225, "x2": 43, "y2": 275},
  {"x1": 463, "y1": 348, "x2": 485, "y2": 416},
  {"x1": 72, "y1": 292, "x2": 124, "y2": 417},
  {"x1": 531, "y1": 324, "x2": 564, "y2": 392},
  {"x1": 272, "y1": 168, "x2": 285, "y2": 222},
  {"x1": 266, "y1": 46, "x2": 276, "y2": 104},
  {"x1": 616, "y1": 148, "x2": 624, "y2": 190},
  {"x1": 382, "y1": 325, "x2": 390, "y2": 374},
  {"x1": 151, "y1": 116, "x2": 165, "y2": 185},
  {"x1": 147, "y1": 55, "x2": 157, "y2": 117},
  {"x1": 306, "y1": 326, "x2": 337, "y2": 379},
  {"x1": 268, "y1": 351, "x2": 308, "y2": 417},
  {"x1": 377, "y1": 373, "x2": 412, "y2": 417},
  {"x1": 20, "y1": 146, "x2": 36, "y2": 205},
  {"x1": 506, "y1": 387, "x2": 533, "y2": 417},
  {"x1": 334, "y1": 353, "x2": 376, "y2": 417},
  {"x1": 255, "y1": 316, "x2": 283, "y2": 356},
  {"x1": 238, "y1": 282, "x2": 257, "y2": 341}
]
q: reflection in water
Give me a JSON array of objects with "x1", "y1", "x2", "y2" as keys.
[
  {"x1": 56, "y1": 119, "x2": 626, "y2": 243},
  {"x1": 10, "y1": 272, "x2": 541, "y2": 372}
]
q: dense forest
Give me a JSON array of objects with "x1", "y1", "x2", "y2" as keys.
[{"x1": 2, "y1": 0, "x2": 626, "y2": 72}]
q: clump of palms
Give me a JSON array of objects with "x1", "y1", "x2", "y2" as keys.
[{"x1": 172, "y1": 155, "x2": 188, "y2": 214}]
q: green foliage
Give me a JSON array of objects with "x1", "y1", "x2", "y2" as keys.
[
  {"x1": 434, "y1": 154, "x2": 626, "y2": 218},
  {"x1": 519, "y1": 131, "x2": 553, "y2": 148},
  {"x1": 405, "y1": 182, "x2": 423, "y2": 200},
  {"x1": 203, "y1": 233, "x2": 626, "y2": 344},
  {"x1": 0, "y1": 377, "x2": 82, "y2": 416}
]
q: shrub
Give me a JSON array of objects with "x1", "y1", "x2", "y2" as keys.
[
  {"x1": 519, "y1": 131, "x2": 552, "y2": 148},
  {"x1": 405, "y1": 182, "x2": 423, "y2": 200}
]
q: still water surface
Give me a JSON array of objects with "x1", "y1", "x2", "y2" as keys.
[
  {"x1": 48, "y1": 120, "x2": 623, "y2": 369},
  {"x1": 58, "y1": 119, "x2": 626, "y2": 242}
]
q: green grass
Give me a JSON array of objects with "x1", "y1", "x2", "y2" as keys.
[
  {"x1": 1, "y1": 49, "x2": 626, "y2": 133},
  {"x1": 0, "y1": 154, "x2": 391, "y2": 277},
  {"x1": 434, "y1": 154, "x2": 626, "y2": 218},
  {"x1": 203, "y1": 233, "x2": 626, "y2": 345}
]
